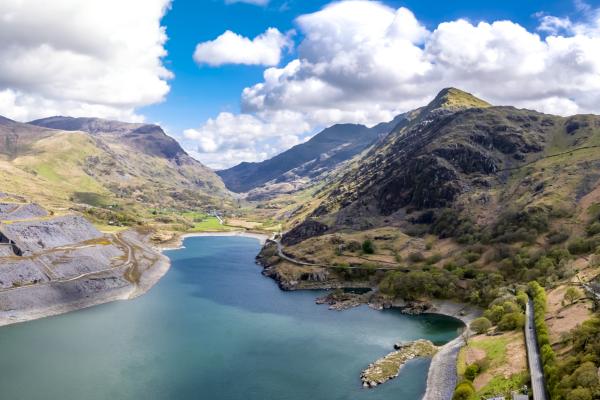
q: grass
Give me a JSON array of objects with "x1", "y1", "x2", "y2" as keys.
[
  {"x1": 471, "y1": 336, "x2": 511, "y2": 365},
  {"x1": 189, "y1": 216, "x2": 234, "y2": 232},
  {"x1": 457, "y1": 333, "x2": 528, "y2": 398},
  {"x1": 477, "y1": 372, "x2": 528, "y2": 398}
]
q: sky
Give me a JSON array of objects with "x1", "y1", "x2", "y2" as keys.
[{"x1": 1, "y1": 0, "x2": 600, "y2": 169}]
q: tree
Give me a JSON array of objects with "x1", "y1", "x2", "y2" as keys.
[
  {"x1": 464, "y1": 364, "x2": 480, "y2": 381},
  {"x1": 566, "y1": 388, "x2": 592, "y2": 400},
  {"x1": 362, "y1": 239, "x2": 375, "y2": 254},
  {"x1": 564, "y1": 287, "x2": 582, "y2": 305},
  {"x1": 452, "y1": 381, "x2": 475, "y2": 400},
  {"x1": 470, "y1": 317, "x2": 492, "y2": 334},
  {"x1": 498, "y1": 312, "x2": 525, "y2": 331},
  {"x1": 483, "y1": 305, "x2": 504, "y2": 324}
]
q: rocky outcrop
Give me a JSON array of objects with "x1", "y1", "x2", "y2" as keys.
[
  {"x1": 361, "y1": 339, "x2": 438, "y2": 388},
  {"x1": 0, "y1": 215, "x2": 104, "y2": 255},
  {"x1": 281, "y1": 219, "x2": 329, "y2": 246}
]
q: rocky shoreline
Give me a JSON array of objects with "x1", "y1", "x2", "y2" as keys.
[
  {"x1": 256, "y1": 242, "x2": 481, "y2": 400},
  {"x1": 0, "y1": 229, "x2": 170, "y2": 327},
  {"x1": 361, "y1": 339, "x2": 439, "y2": 388}
]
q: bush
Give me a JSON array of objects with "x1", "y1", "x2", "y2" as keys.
[
  {"x1": 470, "y1": 317, "x2": 492, "y2": 334},
  {"x1": 408, "y1": 252, "x2": 425, "y2": 263},
  {"x1": 498, "y1": 312, "x2": 525, "y2": 331},
  {"x1": 425, "y1": 253, "x2": 443, "y2": 265},
  {"x1": 362, "y1": 240, "x2": 375, "y2": 254},
  {"x1": 587, "y1": 222, "x2": 600, "y2": 237},
  {"x1": 516, "y1": 291, "x2": 528, "y2": 310},
  {"x1": 452, "y1": 381, "x2": 475, "y2": 400},
  {"x1": 564, "y1": 287, "x2": 582, "y2": 305},
  {"x1": 566, "y1": 388, "x2": 592, "y2": 400},
  {"x1": 547, "y1": 230, "x2": 570, "y2": 244},
  {"x1": 529, "y1": 281, "x2": 559, "y2": 395},
  {"x1": 484, "y1": 305, "x2": 505, "y2": 324},
  {"x1": 568, "y1": 237, "x2": 598, "y2": 255},
  {"x1": 464, "y1": 364, "x2": 480, "y2": 381},
  {"x1": 463, "y1": 251, "x2": 481, "y2": 263}
]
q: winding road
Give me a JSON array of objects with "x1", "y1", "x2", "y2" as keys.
[{"x1": 525, "y1": 299, "x2": 548, "y2": 400}]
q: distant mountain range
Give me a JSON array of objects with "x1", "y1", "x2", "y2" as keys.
[{"x1": 217, "y1": 113, "x2": 410, "y2": 196}]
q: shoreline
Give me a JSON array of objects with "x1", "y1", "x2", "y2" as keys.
[
  {"x1": 159, "y1": 230, "x2": 270, "y2": 251},
  {"x1": 0, "y1": 230, "x2": 477, "y2": 400},
  {"x1": 422, "y1": 300, "x2": 481, "y2": 400},
  {"x1": 0, "y1": 230, "x2": 170, "y2": 327}
]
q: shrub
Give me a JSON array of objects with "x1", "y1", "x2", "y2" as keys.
[
  {"x1": 470, "y1": 317, "x2": 492, "y2": 334},
  {"x1": 484, "y1": 305, "x2": 504, "y2": 324},
  {"x1": 408, "y1": 252, "x2": 425, "y2": 263},
  {"x1": 587, "y1": 222, "x2": 600, "y2": 237},
  {"x1": 547, "y1": 230, "x2": 570, "y2": 244},
  {"x1": 463, "y1": 251, "x2": 481, "y2": 263},
  {"x1": 425, "y1": 253, "x2": 443, "y2": 265},
  {"x1": 498, "y1": 312, "x2": 525, "y2": 331},
  {"x1": 564, "y1": 287, "x2": 582, "y2": 305},
  {"x1": 464, "y1": 364, "x2": 480, "y2": 381},
  {"x1": 452, "y1": 381, "x2": 475, "y2": 400},
  {"x1": 362, "y1": 240, "x2": 375, "y2": 254},
  {"x1": 566, "y1": 388, "x2": 592, "y2": 400},
  {"x1": 516, "y1": 291, "x2": 528, "y2": 310},
  {"x1": 529, "y1": 281, "x2": 559, "y2": 395},
  {"x1": 568, "y1": 237, "x2": 598, "y2": 255}
]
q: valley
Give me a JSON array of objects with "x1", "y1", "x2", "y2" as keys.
[{"x1": 2, "y1": 88, "x2": 600, "y2": 399}]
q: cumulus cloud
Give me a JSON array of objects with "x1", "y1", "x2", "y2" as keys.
[
  {"x1": 193, "y1": 28, "x2": 292, "y2": 67},
  {"x1": 0, "y1": 0, "x2": 172, "y2": 122},
  {"x1": 187, "y1": 0, "x2": 600, "y2": 169},
  {"x1": 183, "y1": 110, "x2": 309, "y2": 169}
]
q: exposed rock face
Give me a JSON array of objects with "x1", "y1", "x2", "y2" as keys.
[
  {"x1": 284, "y1": 89, "x2": 588, "y2": 243},
  {"x1": 0, "y1": 215, "x2": 103, "y2": 255},
  {"x1": 0, "y1": 202, "x2": 168, "y2": 326},
  {"x1": 282, "y1": 219, "x2": 329, "y2": 246},
  {"x1": 0, "y1": 203, "x2": 48, "y2": 220}
]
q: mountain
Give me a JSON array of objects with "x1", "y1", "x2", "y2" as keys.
[
  {"x1": 0, "y1": 116, "x2": 229, "y2": 224},
  {"x1": 262, "y1": 87, "x2": 600, "y2": 292},
  {"x1": 217, "y1": 114, "x2": 410, "y2": 195},
  {"x1": 255, "y1": 88, "x2": 600, "y2": 397}
]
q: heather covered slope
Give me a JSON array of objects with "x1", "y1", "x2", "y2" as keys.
[{"x1": 217, "y1": 114, "x2": 409, "y2": 194}]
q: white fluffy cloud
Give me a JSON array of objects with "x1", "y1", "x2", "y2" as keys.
[
  {"x1": 0, "y1": 0, "x2": 172, "y2": 122},
  {"x1": 183, "y1": 110, "x2": 309, "y2": 169},
  {"x1": 193, "y1": 28, "x2": 292, "y2": 67},
  {"x1": 188, "y1": 0, "x2": 600, "y2": 169}
]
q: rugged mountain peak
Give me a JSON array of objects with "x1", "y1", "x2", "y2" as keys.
[
  {"x1": 422, "y1": 88, "x2": 491, "y2": 116},
  {"x1": 29, "y1": 116, "x2": 187, "y2": 160},
  {"x1": 29, "y1": 116, "x2": 148, "y2": 135}
]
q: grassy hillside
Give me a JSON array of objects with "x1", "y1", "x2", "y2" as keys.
[{"x1": 0, "y1": 116, "x2": 232, "y2": 230}]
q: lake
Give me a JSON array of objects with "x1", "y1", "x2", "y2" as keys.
[{"x1": 0, "y1": 236, "x2": 463, "y2": 400}]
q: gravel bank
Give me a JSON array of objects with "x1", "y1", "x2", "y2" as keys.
[{"x1": 422, "y1": 300, "x2": 482, "y2": 400}]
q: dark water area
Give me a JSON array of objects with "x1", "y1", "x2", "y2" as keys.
[{"x1": 0, "y1": 236, "x2": 463, "y2": 400}]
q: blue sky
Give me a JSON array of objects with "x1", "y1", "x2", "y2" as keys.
[
  {"x1": 143, "y1": 0, "x2": 592, "y2": 134},
  {"x1": 1, "y1": 0, "x2": 600, "y2": 169}
]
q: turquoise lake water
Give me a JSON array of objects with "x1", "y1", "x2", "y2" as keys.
[{"x1": 0, "y1": 236, "x2": 463, "y2": 400}]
